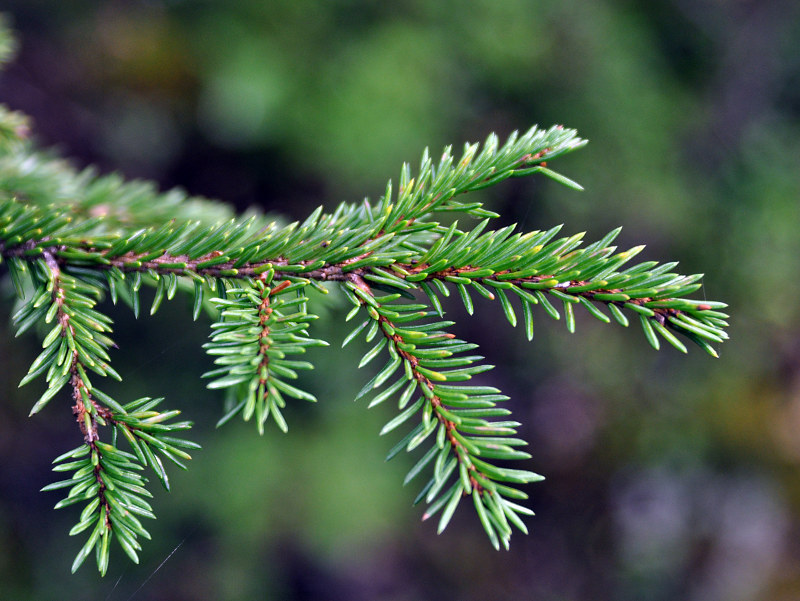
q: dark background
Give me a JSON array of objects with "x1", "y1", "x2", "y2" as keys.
[{"x1": 1, "y1": 1, "x2": 800, "y2": 599}]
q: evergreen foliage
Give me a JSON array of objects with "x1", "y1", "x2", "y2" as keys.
[{"x1": 0, "y1": 24, "x2": 728, "y2": 575}]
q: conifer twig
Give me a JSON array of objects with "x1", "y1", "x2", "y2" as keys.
[{"x1": 0, "y1": 24, "x2": 728, "y2": 573}]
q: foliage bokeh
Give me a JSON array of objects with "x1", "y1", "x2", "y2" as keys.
[{"x1": 1, "y1": 1, "x2": 799, "y2": 599}]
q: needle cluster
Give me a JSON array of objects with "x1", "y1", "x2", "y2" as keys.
[{"x1": 0, "y1": 24, "x2": 728, "y2": 574}]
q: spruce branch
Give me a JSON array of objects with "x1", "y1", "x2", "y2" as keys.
[
  {"x1": 343, "y1": 273, "x2": 541, "y2": 548},
  {"x1": 9, "y1": 249, "x2": 194, "y2": 574},
  {"x1": 0, "y1": 51, "x2": 729, "y2": 572},
  {"x1": 204, "y1": 272, "x2": 327, "y2": 433}
]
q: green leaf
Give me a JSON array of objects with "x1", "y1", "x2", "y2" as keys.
[
  {"x1": 436, "y1": 485, "x2": 464, "y2": 534},
  {"x1": 385, "y1": 422, "x2": 426, "y2": 461},
  {"x1": 608, "y1": 303, "x2": 629, "y2": 327},
  {"x1": 456, "y1": 283, "x2": 474, "y2": 315},
  {"x1": 29, "y1": 372, "x2": 69, "y2": 416},
  {"x1": 71, "y1": 517, "x2": 104, "y2": 574},
  {"x1": 639, "y1": 315, "x2": 660, "y2": 350},
  {"x1": 473, "y1": 491, "x2": 500, "y2": 551},
  {"x1": 420, "y1": 282, "x2": 444, "y2": 317},
  {"x1": 564, "y1": 299, "x2": 575, "y2": 333},
  {"x1": 403, "y1": 444, "x2": 439, "y2": 485},
  {"x1": 367, "y1": 377, "x2": 407, "y2": 409},
  {"x1": 470, "y1": 457, "x2": 544, "y2": 484},
  {"x1": 530, "y1": 165, "x2": 583, "y2": 190},
  {"x1": 535, "y1": 291, "x2": 560, "y2": 320},
  {"x1": 270, "y1": 378, "x2": 317, "y2": 402},
  {"x1": 651, "y1": 320, "x2": 688, "y2": 353},
  {"x1": 380, "y1": 397, "x2": 424, "y2": 436},
  {"x1": 359, "y1": 338, "x2": 387, "y2": 368},
  {"x1": 371, "y1": 355, "x2": 403, "y2": 390},
  {"x1": 406, "y1": 419, "x2": 438, "y2": 451},
  {"x1": 578, "y1": 296, "x2": 611, "y2": 324},
  {"x1": 342, "y1": 319, "x2": 369, "y2": 348},
  {"x1": 192, "y1": 281, "x2": 205, "y2": 321},
  {"x1": 497, "y1": 291, "x2": 517, "y2": 327}
]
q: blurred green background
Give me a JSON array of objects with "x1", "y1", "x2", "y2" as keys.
[{"x1": 1, "y1": 1, "x2": 799, "y2": 599}]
